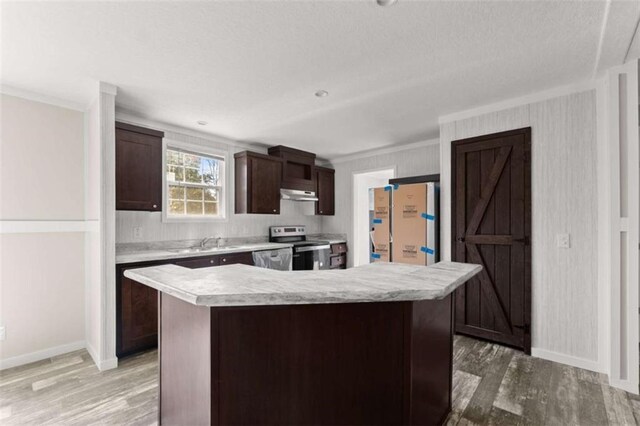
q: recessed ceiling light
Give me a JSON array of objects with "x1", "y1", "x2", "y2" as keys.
[
  {"x1": 376, "y1": 0, "x2": 397, "y2": 6},
  {"x1": 315, "y1": 90, "x2": 329, "y2": 98},
  {"x1": 197, "y1": 120, "x2": 208, "y2": 126}
]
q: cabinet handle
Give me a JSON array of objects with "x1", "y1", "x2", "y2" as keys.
[
  {"x1": 273, "y1": 209, "x2": 276, "y2": 213},
  {"x1": 222, "y1": 258, "x2": 227, "y2": 262},
  {"x1": 320, "y1": 210, "x2": 323, "y2": 214},
  {"x1": 153, "y1": 204, "x2": 157, "y2": 209},
  {"x1": 210, "y1": 260, "x2": 214, "y2": 264}
]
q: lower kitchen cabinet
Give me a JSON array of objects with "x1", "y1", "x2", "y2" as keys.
[
  {"x1": 174, "y1": 255, "x2": 220, "y2": 269},
  {"x1": 116, "y1": 251, "x2": 255, "y2": 357},
  {"x1": 118, "y1": 275, "x2": 158, "y2": 356},
  {"x1": 219, "y1": 251, "x2": 254, "y2": 266},
  {"x1": 329, "y1": 242, "x2": 348, "y2": 269}
]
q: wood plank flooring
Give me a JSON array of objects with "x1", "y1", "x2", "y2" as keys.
[{"x1": 1, "y1": 335, "x2": 638, "y2": 425}]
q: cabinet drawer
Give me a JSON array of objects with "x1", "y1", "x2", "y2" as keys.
[
  {"x1": 331, "y1": 243, "x2": 348, "y2": 255},
  {"x1": 175, "y1": 256, "x2": 220, "y2": 269},
  {"x1": 219, "y1": 251, "x2": 254, "y2": 266},
  {"x1": 330, "y1": 254, "x2": 346, "y2": 269}
]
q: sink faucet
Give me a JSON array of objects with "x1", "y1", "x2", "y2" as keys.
[{"x1": 200, "y1": 236, "x2": 222, "y2": 249}]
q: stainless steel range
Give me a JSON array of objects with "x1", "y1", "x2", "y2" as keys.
[{"x1": 269, "y1": 226, "x2": 331, "y2": 270}]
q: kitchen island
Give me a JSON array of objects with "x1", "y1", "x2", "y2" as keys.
[{"x1": 125, "y1": 261, "x2": 481, "y2": 426}]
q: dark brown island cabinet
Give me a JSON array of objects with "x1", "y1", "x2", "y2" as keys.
[
  {"x1": 315, "y1": 166, "x2": 335, "y2": 215},
  {"x1": 116, "y1": 251, "x2": 255, "y2": 357},
  {"x1": 234, "y1": 151, "x2": 283, "y2": 214},
  {"x1": 156, "y1": 295, "x2": 453, "y2": 426},
  {"x1": 115, "y1": 122, "x2": 164, "y2": 211}
]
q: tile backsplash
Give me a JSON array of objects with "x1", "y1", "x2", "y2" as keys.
[{"x1": 116, "y1": 200, "x2": 322, "y2": 243}]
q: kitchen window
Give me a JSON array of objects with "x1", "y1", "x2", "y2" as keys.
[{"x1": 164, "y1": 143, "x2": 227, "y2": 221}]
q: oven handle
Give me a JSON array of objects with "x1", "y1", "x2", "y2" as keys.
[{"x1": 295, "y1": 245, "x2": 331, "y2": 253}]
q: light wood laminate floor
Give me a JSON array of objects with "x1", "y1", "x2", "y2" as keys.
[{"x1": 1, "y1": 335, "x2": 639, "y2": 425}]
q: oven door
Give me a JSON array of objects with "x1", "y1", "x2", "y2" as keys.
[{"x1": 292, "y1": 245, "x2": 331, "y2": 270}]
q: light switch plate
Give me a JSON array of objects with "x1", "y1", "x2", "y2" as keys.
[{"x1": 557, "y1": 233, "x2": 571, "y2": 248}]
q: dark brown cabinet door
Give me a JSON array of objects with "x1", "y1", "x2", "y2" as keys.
[
  {"x1": 316, "y1": 167, "x2": 335, "y2": 215},
  {"x1": 219, "y1": 251, "x2": 254, "y2": 266},
  {"x1": 118, "y1": 273, "x2": 158, "y2": 356},
  {"x1": 250, "y1": 156, "x2": 282, "y2": 214},
  {"x1": 235, "y1": 151, "x2": 283, "y2": 214},
  {"x1": 115, "y1": 123, "x2": 164, "y2": 211},
  {"x1": 174, "y1": 256, "x2": 220, "y2": 269},
  {"x1": 452, "y1": 127, "x2": 531, "y2": 353}
]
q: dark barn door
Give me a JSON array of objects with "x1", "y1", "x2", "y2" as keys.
[{"x1": 452, "y1": 127, "x2": 531, "y2": 353}]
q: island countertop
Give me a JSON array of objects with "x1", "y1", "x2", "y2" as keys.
[{"x1": 124, "y1": 261, "x2": 481, "y2": 307}]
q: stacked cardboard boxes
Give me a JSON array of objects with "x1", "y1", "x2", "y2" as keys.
[
  {"x1": 391, "y1": 182, "x2": 438, "y2": 265},
  {"x1": 371, "y1": 187, "x2": 391, "y2": 262}
]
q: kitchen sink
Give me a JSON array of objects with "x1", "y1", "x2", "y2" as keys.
[{"x1": 167, "y1": 247, "x2": 209, "y2": 254}]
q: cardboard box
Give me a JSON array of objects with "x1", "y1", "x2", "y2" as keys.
[
  {"x1": 391, "y1": 183, "x2": 437, "y2": 265},
  {"x1": 371, "y1": 187, "x2": 391, "y2": 262}
]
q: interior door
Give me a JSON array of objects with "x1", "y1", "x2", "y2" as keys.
[{"x1": 452, "y1": 127, "x2": 531, "y2": 353}]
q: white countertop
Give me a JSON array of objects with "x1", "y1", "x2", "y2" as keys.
[
  {"x1": 116, "y1": 242, "x2": 293, "y2": 264},
  {"x1": 124, "y1": 261, "x2": 481, "y2": 307}
]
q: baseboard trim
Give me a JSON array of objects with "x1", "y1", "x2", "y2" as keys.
[
  {"x1": 609, "y1": 378, "x2": 640, "y2": 395},
  {"x1": 0, "y1": 340, "x2": 86, "y2": 370},
  {"x1": 85, "y1": 342, "x2": 118, "y2": 371},
  {"x1": 99, "y1": 357, "x2": 119, "y2": 371},
  {"x1": 531, "y1": 347, "x2": 603, "y2": 373}
]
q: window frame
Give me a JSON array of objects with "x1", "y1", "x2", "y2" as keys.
[{"x1": 161, "y1": 139, "x2": 229, "y2": 223}]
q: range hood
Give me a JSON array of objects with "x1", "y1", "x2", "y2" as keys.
[{"x1": 280, "y1": 188, "x2": 319, "y2": 202}]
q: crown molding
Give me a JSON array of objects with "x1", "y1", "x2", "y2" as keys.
[
  {"x1": 438, "y1": 79, "x2": 599, "y2": 124},
  {"x1": 325, "y1": 138, "x2": 440, "y2": 165},
  {"x1": 114, "y1": 110, "x2": 268, "y2": 152},
  {"x1": 0, "y1": 84, "x2": 87, "y2": 111}
]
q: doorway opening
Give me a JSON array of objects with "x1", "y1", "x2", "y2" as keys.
[{"x1": 352, "y1": 167, "x2": 395, "y2": 267}]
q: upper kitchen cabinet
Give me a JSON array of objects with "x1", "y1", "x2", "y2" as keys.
[
  {"x1": 235, "y1": 151, "x2": 283, "y2": 214},
  {"x1": 267, "y1": 145, "x2": 316, "y2": 192},
  {"x1": 115, "y1": 122, "x2": 164, "y2": 211},
  {"x1": 315, "y1": 166, "x2": 335, "y2": 216}
]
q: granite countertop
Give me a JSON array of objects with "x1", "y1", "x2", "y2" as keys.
[
  {"x1": 124, "y1": 261, "x2": 481, "y2": 307},
  {"x1": 116, "y1": 242, "x2": 293, "y2": 264},
  {"x1": 307, "y1": 234, "x2": 347, "y2": 245}
]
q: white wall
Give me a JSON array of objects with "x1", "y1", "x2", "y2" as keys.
[
  {"x1": 115, "y1": 125, "x2": 322, "y2": 244},
  {"x1": 439, "y1": 89, "x2": 601, "y2": 369},
  {"x1": 0, "y1": 94, "x2": 86, "y2": 367},
  {"x1": 322, "y1": 141, "x2": 440, "y2": 267}
]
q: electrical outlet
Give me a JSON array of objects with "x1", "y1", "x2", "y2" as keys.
[
  {"x1": 557, "y1": 233, "x2": 571, "y2": 248},
  {"x1": 0, "y1": 326, "x2": 6, "y2": 341},
  {"x1": 133, "y1": 227, "x2": 143, "y2": 240}
]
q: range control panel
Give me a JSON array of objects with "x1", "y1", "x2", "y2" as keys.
[{"x1": 270, "y1": 226, "x2": 306, "y2": 238}]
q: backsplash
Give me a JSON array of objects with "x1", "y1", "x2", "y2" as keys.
[{"x1": 116, "y1": 200, "x2": 322, "y2": 243}]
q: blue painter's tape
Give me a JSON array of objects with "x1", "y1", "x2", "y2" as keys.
[
  {"x1": 384, "y1": 185, "x2": 392, "y2": 191},
  {"x1": 393, "y1": 183, "x2": 399, "y2": 190},
  {"x1": 421, "y1": 213, "x2": 436, "y2": 221},
  {"x1": 372, "y1": 218, "x2": 383, "y2": 224},
  {"x1": 371, "y1": 253, "x2": 381, "y2": 259},
  {"x1": 420, "y1": 246, "x2": 435, "y2": 255}
]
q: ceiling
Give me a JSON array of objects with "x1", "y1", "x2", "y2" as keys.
[{"x1": 2, "y1": 1, "x2": 639, "y2": 159}]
